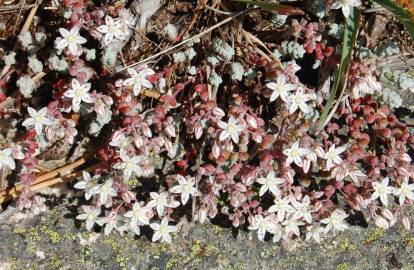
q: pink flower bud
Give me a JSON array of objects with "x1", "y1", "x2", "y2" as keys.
[
  {"x1": 142, "y1": 126, "x2": 152, "y2": 138},
  {"x1": 198, "y1": 207, "x2": 207, "y2": 224},
  {"x1": 302, "y1": 159, "x2": 311, "y2": 174},
  {"x1": 165, "y1": 124, "x2": 176, "y2": 137},
  {"x1": 373, "y1": 215, "x2": 389, "y2": 229},
  {"x1": 213, "y1": 107, "x2": 225, "y2": 118},
  {"x1": 402, "y1": 215, "x2": 411, "y2": 231},
  {"x1": 246, "y1": 114, "x2": 257, "y2": 129},
  {"x1": 381, "y1": 208, "x2": 394, "y2": 221},
  {"x1": 165, "y1": 140, "x2": 172, "y2": 153},
  {"x1": 212, "y1": 144, "x2": 221, "y2": 159},
  {"x1": 400, "y1": 153, "x2": 412, "y2": 163},
  {"x1": 195, "y1": 124, "x2": 203, "y2": 139},
  {"x1": 252, "y1": 133, "x2": 262, "y2": 143},
  {"x1": 232, "y1": 216, "x2": 240, "y2": 228}
]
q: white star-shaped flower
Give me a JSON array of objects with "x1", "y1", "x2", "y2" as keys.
[
  {"x1": 305, "y1": 224, "x2": 325, "y2": 243},
  {"x1": 55, "y1": 27, "x2": 87, "y2": 56},
  {"x1": 248, "y1": 214, "x2": 277, "y2": 241},
  {"x1": 113, "y1": 152, "x2": 143, "y2": 180},
  {"x1": 150, "y1": 217, "x2": 177, "y2": 243},
  {"x1": 95, "y1": 179, "x2": 117, "y2": 206},
  {"x1": 286, "y1": 89, "x2": 314, "y2": 114},
  {"x1": 97, "y1": 15, "x2": 127, "y2": 45},
  {"x1": 96, "y1": 214, "x2": 128, "y2": 236},
  {"x1": 256, "y1": 171, "x2": 285, "y2": 197},
  {"x1": 393, "y1": 179, "x2": 414, "y2": 206},
  {"x1": 124, "y1": 202, "x2": 151, "y2": 235},
  {"x1": 291, "y1": 195, "x2": 313, "y2": 224},
  {"x1": 282, "y1": 215, "x2": 305, "y2": 237},
  {"x1": 320, "y1": 208, "x2": 348, "y2": 234},
  {"x1": 76, "y1": 206, "x2": 101, "y2": 231},
  {"x1": 0, "y1": 148, "x2": 16, "y2": 170},
  {"x1": 323, "y1": 144, "x2": 347, "y2": 171},
  {"x1": 147, "y1": 191, "x2": 179, "y2": 217},
  {"x1": 22, "y1": 107, "x2": 54, "y2": 135},
  {"x1": 64, "y1": 79, "x2": 93, "y2": 112},
  {"x1": 169, "y1": 175, "x2": 198, "y2": 205},
  {"x1": 283, "y1": 141, "x2": 308, "y2": 167},
  {"x1": 74, "y1": 171, "x2": 100, "y2": 200},
  {"x1": 123, "y1": 66, "x2": 155, "y2": 96},
  {"x1": 217, "y1": 116, "x2": 244, "y2": 144},
  {"x1": 371, "y1": 177, "x2": 394, "y2": 206},
  {"x1": 331, "y1": 0, "x2": 362, "y2": 18},
  {"x1": 109, "y1": 131, "x2": 133, "y2": 151},
  {"x1": 266, "y1": 75, "x2": 297, "y2": 102},
  {"x1": 268, "y1": 196, "x2": 294, "y2": 222}
]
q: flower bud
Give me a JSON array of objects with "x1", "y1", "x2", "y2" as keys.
[
  {"x1": 381, "y1": 208, "x2": 394, "y2": 221},
  {"x1": 246, "y1": 114, "x2": 257, "y2": 129},
  {"x1": 194, "y1": 124, "x2": 203, "y2": 139},
  {"x1": 373, "y1": 215, "x2": 389, "y2": 229},
  {"x1": 402, "y1": 215, "x2": 411, "y2": 231}
]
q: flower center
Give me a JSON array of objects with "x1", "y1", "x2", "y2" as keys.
[
  {"x1": 34, "y1": 115, "x2": 43, "y2": 123},
  {"x1": 67, "y1": 34, "x2": 76, "y2": 44},
  {"x1": 75, "y1": 89, "x2": 82, "y2": 97},
  {"x1": 108, "y1": 25, "x2": 117, "y2": 34},
  {"x1": 160, "y1": 226, "x2": 167, "y2": 233},
  {"x1": 259, "y1": 221, "x2": 268, "y2": 230},
  {"x1": 291, "y1": 149, "x2": 299, "y2": 158},
  {"x1": 227, "y1": 124, "x2": 236, "y2": 133}
]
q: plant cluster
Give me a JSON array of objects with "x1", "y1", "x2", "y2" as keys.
[{"x1": 0, "y1": 0, "x2": 414, "y2": 246}]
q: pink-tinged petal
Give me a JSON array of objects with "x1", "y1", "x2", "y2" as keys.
[
  {"x1": 269, "y1": 91, "x2": 278, "y2": 102},
  {"x1": 76, "y1": 35, "x2": 87, "y2": 44},
  {"x1": 266, "y1": 82, "x2": 277, "y2": 91},
  {"x1": 56, "y1": 39, "x2": 68, "y2": 50},
  {"x1": 22, "y1": 118, "x2": 35, "y2": 128},
  {"x1": 64, "y1": 89, "x2": 75, "y2": 98},
  {"x1": 298, "y1": 102, "x2": 309, "y2": 114},
  {"x1": 38, "y1": 107, "x2": 48, "y2": 116},
  {"x1": 4, "y1": 158, "x2": 15, "y2": 170},
  {"x1": 27, "y1": 107, "x2": 37, "y2": 117},
  {"x1": 68, "y1": 42, "x2": 78, "y2": 56},
  {"x1": 133, "y1": 84, "x2": 142, "y2": 96},
  {"x1": 288, "y1": 103, "x2": 298, "y2": 114},
  {"x1": 59, "y1": 28, "x2": 69, "y2": 37},
  {"x1": 181, "y1": 193, "x2": 190, "y2": 205},
  {"x1": 169, "y1": 186, "x2": 181, "y2": 194},
  {"x1": 230, "y1": 132, "x2": 239, "y2": 144},
  {"x1": 217, "y1": 120, "x2": 228, "y2": 130},
  {"x1": 141, "y1": 79, "x2": 153, "y2": 89},
  {"x1": 219, "y1": 130, "x2": 229, "y2": 141},
  {"x1": 82, "y1": 94, "x2": 93, "y2": 103},
  {"x1": 114, "y1": 31, "x2": 126, "y2": 40},
  {"x1": 127, "y1": 68, "x2": 138, "y2": 77},
  {"x1": 104, "y1": 33, "x2": 113, "y2": 45},
  {"x1": 71, "y1": 78, "x2": 80, "y2": 89},
  {"x1": 97, "y1": 25, "x2": 108, "y2": 33},
  {"x1": 105, "y1": 15, "x2": 114, "y2": 26},
  {"x1": 123, "y1": 78, "x2": 134, "y2": 86},
  {"x1": 34, "y1": 123, "x2": 43, "y2": 134},
  {"x1": 259, "y1": 185, "x2": 267, "y2": 197}
]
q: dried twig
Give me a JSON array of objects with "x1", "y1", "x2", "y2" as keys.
[
  {"x1": 117, "y1": 8, "x2": 253, "y2": 73},
  {"x1": 0, "y1": 157, "x2": 97, "y2": 204}
]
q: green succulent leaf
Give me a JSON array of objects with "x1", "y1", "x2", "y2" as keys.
[{"x1": 318, "y1": 7, "x2": 361, "y2": 130}]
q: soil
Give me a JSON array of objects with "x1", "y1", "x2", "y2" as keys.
[{"x1": 1, "y1": 200, "x2": 414, "y2": 270}]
